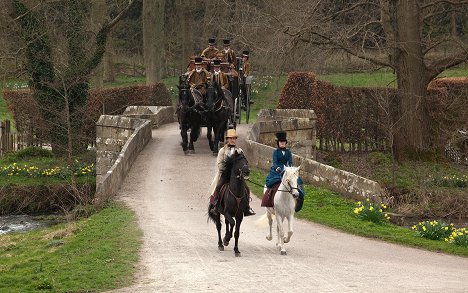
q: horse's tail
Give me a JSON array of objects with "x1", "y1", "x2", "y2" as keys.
[{"x1": 255, "y1": 211, "x2": 271, "y2": 228}]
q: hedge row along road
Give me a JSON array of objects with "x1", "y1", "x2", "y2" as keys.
[{"x1": 110, "y1": 123, "x2": 468, "y2": 293}]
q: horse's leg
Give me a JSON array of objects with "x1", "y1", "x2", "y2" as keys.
[
  {"x1": 284, "y1": 214, "x2": 294, "y2": 244},
  {"x1": 188, "y1": 125, "x2": 195, "y2": 153},
  {"x1": 214, "y1": 120, "x2": 224, "y2": 151},
  {"x1": 215, "y1": 215, "x2": 224, "y2": 251},
  {"x1": 180, "y1": 123, "x2": 188, "y2": 154},
  {"x1": 276, "y1": 214, "x2": 287, "y2": 255},
  {"x1": 207, "y1": 125, "x2": 214, "y2": 152},
  {"x1": 233, "y1": 215, "x2": 243, "y2": 256},
  {"x1": 223, "y1": 217, "x2": 232, "y2": 246},
  {"x1": 266, "y1": 209, "x2": 273, "y2": 241}
]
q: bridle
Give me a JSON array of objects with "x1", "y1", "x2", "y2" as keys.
[
  {"x1": 178, "y1": 87, "x2": 197, "y2": 113},
  {"x1": 281, "y1": 177, "x2": 300, "y2": 199}
]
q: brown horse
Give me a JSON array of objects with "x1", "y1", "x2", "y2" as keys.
[{"x1": 208, "y1": 150, "x2": 250, "y2": 256}]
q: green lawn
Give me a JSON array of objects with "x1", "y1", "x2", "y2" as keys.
[
  {"x1": 247, "y1": 168, "x2": 468, "y2": 257},
  {"x1": 0, "y1": 202, "x2": 142, "y2": 293}
]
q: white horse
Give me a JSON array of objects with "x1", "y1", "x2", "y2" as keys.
[{"x1": 259, "y1": 166, "x2": 301, "y2": 255}]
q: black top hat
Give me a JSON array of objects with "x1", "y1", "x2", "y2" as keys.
[
  {"x1": 223, "y1": 39, "x2": 230, "y2": 46},
  {"x1": 213, "y1": 59, "x2": 221, "y2": 66},
  {"x1": 194, "y1": 56, "x2": 203, "y2": 64},
  {"x1": 208, "y1": 38, "x2": 215, "y2": 45},
  {"x1": 275, "y1": 132, "x2": 287, "y2": 142},
  {"x1": 242, "y1": 50, "x2": 249, "y2": 57}
]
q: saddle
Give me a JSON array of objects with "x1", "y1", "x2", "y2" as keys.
[{"x1": 261, "y1": 182, "x2": 281, "y2": 207}]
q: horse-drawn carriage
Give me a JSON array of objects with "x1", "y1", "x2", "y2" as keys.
[
  {"x1": 185, "y1": 55, "x2": 253, "y2": 127},
  {"x1": 177, "y1": 55, "x2": 253, "y2": 155}
]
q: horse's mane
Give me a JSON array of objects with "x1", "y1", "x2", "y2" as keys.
[{"x1": 220, "y1": 150, "x2": 246, "y2": 181}]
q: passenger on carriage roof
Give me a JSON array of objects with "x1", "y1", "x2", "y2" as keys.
[
  {"x1": 264, "y1": 132, "x2": 305, "y2": 212},
  {"x1": 212, "y1": 59, "x2": 229, "y2": 90},
  {"x1": 208, "y1": 128, "x2": 256, "y2": 217},
  {"x1": 216, "y1": 38, "x2": 237, "y2": 68},
  {"x1": 187, "y1": 56, "x2": 211, "y2": 96},
  {"x1": 200, "y1": 38, "x2": 219, "y2": 60}
]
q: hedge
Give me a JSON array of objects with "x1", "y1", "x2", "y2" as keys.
[
  {"x1": 278, "y1": 73, "x2": 468, "y2": 152},
  {"x1": 3, "y1": 83, "x2": 172, "y2": 145}
]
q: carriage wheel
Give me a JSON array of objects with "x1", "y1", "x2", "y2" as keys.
[
  {"x1": 234, "y1": 97, "x2": 241, "y2": 126},
  {"x1": 245, "y1": 85, "x2": 251, "y2": 124}
]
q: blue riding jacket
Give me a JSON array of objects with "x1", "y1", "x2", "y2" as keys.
[{"x1": 265, "y1": 148, "x2": 305, "y2": 212}]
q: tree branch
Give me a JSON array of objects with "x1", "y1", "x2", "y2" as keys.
[
  {"x1": 301, "y1": 30, "x2": 392, "y2": 68},
  {"x1": 427, "y1": 50, "x2": 468, "y2": 79},
  {"x1": 422, "y1": 0, "x2": 468, "y2": 9}
]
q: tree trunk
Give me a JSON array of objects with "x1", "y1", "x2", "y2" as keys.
[
  {"x1": 90, "y1": 0, "x2": 107, "y2": 88},
  {"x1": 143, "y1": 0, "x2": 165, "y2": 84},
  {"x1": 393, "y1": 0, "x2": 432, "y2": 160}
]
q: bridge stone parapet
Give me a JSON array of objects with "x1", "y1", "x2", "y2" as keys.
[
  {"x1": 123, "y1": 106, "x2": 177, "y2": 128},
  {"x1": 252, "y1": 109, "x2": 317, "y2": 160},
  {"x1": 95, "y1": 106, "x2": 175, "y2": 202},
  {"x1": 242, "y1": 109, "x2": 384, "y2": 202}
]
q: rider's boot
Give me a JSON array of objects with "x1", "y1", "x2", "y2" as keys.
[{"x1": 244, "y1": 205, "x2": 256, "y2": 216}]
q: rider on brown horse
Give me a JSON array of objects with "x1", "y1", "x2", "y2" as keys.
[{"x1": 209, "y1": 129, "x2": 255, "y2": 216}]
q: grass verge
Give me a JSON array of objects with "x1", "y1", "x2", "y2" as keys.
[
  {"x1": 246, "y1": 168, "x2": 468, "y2": 257},
  {"x1": 0, "y1": 202, "x2": 142, "y2": 292}
]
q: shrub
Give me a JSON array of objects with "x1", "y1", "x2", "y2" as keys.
[
  {"x1": 354, "y1": 198, "x2": 390, "y2": 224},
  {"x1": 323, "y1": 153, "x2": 342, "y2": 168},
  {"x1": 11, "y1": 147, "x2": 53, "y2": 160},
  {"x1": 445, "y1": 228, "x2": 468, "y2": 247},
  {"x1": 412, "y1": 220, "x2": 455, "y2": 240},
  {"x1": 368, "y1": 151, "x2": 392, "y2": 166}
]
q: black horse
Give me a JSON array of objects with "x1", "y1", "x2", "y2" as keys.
[
  {"x1": 176, "y1": 76, "x2": 203, "y2": 154},
  {"x1": 208, "y1": 150, "x2": 250, "y2": 256},
  {"x1": 205, "y1": 80, "x2": 233, "y2": 155}
]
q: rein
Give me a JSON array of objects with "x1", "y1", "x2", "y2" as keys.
[
  {"x1": 246, "y1": 178, "x2": 299, "y2": 195},
  {"x1": 228, "y1": 173, "x2": 250, "y2": 216}
]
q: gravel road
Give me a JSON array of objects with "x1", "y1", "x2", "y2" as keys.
[{"x1": 110, "y1": 122, "x2": 468, "y2": 293}]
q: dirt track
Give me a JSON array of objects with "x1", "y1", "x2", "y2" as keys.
[{"x1": 110, "y1": 123, "x2": 468, "y2": 293}]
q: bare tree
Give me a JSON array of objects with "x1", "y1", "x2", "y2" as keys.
[{"x1": 267, "y1": 0, "x2": 468, "y2": 159}]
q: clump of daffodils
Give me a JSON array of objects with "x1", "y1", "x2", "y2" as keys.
[
  {"x1": 430, "y1": 174, "x2": 468, "y2": 188},
  {"x1": 412, "y1": 221, "x2": 455, "y2": 240},
  {"x1": 0, "y1": 163, "x2": 95, "y2": 179},
  {"x1": 445, "y1": 228, "x2": 468, "y2": 247},
  {"x1": 354, "y1": 198, "x2": 390, "y2": 224}
]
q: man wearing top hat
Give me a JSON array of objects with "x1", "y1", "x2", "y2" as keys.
[
  {"x1": 187, "y1": 56, "x2": 211, "y2": 98},
  {"x1": 200, "y1": 38, "x2": 219, "y2": 60},
  {"x1": 241, "y1": 50, "x2": 251, "y2": 77},
  {"x1": 216, "y1": 38, "x2": 237, "y2": 68},
  {"x1": 212, "y1": 59, "x2": 230, "y2": 90},
  {"x1": 240, "y1": 50, "x2": 251, "y2": 109}
]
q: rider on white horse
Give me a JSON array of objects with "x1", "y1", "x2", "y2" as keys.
[{"x1": 264, "y1": 132, "x2": 304, "y2": 211}]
